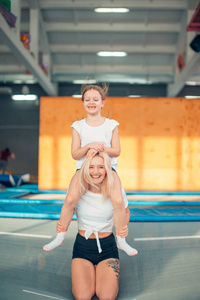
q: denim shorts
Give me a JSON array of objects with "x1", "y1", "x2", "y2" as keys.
[{"x1": 72, "y1": 233, "x2": 119, "y2": 266}]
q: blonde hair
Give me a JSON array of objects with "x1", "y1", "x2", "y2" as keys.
[
  {"x1": 79, "y1": 152, "x2": 114, "y2": 201},
  {"x1": 81, "y1": 83, "x2": 109, "y2": 101}
]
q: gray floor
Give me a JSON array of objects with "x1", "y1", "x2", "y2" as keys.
[{"x1": 0, "y1": 218, "x2": 200, "y2": 300}]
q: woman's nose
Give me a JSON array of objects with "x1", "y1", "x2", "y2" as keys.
[{"x1": 93, "y1": 166, "x2": 99, "y2": 173}]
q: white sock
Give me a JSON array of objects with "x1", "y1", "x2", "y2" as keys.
[
  {"x1": 43, "y1": 232, "x2": 66, "y2": 252},
  {"x1": 117, "y1": 236, "x2": 138, "y2": 256}
]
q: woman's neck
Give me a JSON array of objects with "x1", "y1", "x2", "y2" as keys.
[{"x1": 89, "y1": 185, "x2": 101, "y2": 194}]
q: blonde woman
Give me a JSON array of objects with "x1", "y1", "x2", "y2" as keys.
[{"x1": 68, "y1": 152, "x2": 136, "y2": 299}]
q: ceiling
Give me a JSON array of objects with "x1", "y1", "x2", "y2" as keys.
[{"x1": 0, "y1": 0, "x2": 200, "y2": 96}]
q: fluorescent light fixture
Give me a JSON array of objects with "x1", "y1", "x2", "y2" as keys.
[
  {"x1": 129, "y1": 95, "x2": 141, "y2": 98},
  {"x1": 13, "y1": 80, "x2": 23, "y2": 84},
  {"x1": 97, "y1": 51, "x2": 127, "y2": 57},
  {"x1": 184, "y1": 95, "x2": 200, "y2": 99},
  {"x1": 95, "y1": 8, "x2": 129, "y2": 13},
  {"x1": 186, "y1": 81, "x2": 200, "y2": 86},
  {"x1": 73, "y1": 79, "x2": 97, "y2": 84},
  {"x1": 72, "y1": 94, "x2": 82, "y2": 98},
  {"x1": 25, "y1": 79, "x2": 36, "y2": 84},
  {"x1": 12, "y1": 94, "x2": 38, "y2": 101}
]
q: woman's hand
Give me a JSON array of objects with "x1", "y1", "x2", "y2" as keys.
[{"x1": 118, "y1": 225, "x2": 128, "y2": 238}]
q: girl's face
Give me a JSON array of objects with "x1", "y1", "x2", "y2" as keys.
[
  {"x1": 89, "y1": 156, "x2": 106, "y2": 189},
  {"x1": 82, "y1": 89, "x2": 104, "y2": 115}
]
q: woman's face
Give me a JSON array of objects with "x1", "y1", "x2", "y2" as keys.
[{"x1": 89, "y1": 156, "x2": 106, "y2": 187}]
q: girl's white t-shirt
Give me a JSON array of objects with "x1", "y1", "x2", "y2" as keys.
[{"x1": 71, "y1": 118, "x2": 119, "y2": 170}]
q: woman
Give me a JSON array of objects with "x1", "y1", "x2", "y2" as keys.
[{"x1": 70, "y1": 152, "x2": 137, "y2": 299}]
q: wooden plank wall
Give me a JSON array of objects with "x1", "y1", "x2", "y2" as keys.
[{"x1": 39, "y1": 97, "x2": 200, "y2": 191}]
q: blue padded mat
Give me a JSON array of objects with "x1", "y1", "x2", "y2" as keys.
[
  {"x1": 0, "y1": 190, "x2": 30, "y2": 199},
  {"x1": 0, "y1": 202, "x2": 200, "y2": 221},
  {"x1": 126, "y1": 190, "x2": 200, "y2": 195},
  {"x1": 129, "y1": 207, "x2": 200, "y2": 221},
  {"x1": 0, "y1": 203, "x2": 76, "y2": 220}
]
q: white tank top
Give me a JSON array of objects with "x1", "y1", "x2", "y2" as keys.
[
  {"x1": 71, "y1": 118, "x2": 119, "y2": 170},
  {"x1": 75, "y1": 188, "x2": 128, "y2": 253}
]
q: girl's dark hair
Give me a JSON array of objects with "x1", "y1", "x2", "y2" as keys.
[{"x1": 81, "y1": 83, "x2": 109, "y2": 101}]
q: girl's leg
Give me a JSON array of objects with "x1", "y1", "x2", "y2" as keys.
[
  {"x1": 109, "y1": 171, "x2": 126, "y2": 234},
  {"x1": 71, "y1": 258, "x2": 96, "y2": 300},
  {"x1": 43, "y1": 171, "x2": 82, "y2": 251},
  {"x1": 96, "y1": 258, "x2": 120, "y2": 300},
  {"x1": 110, "y1": 171, "x2": 138, "y2": 256},
  {"x1": 60, "y1": 170, "x2": 83, "y2": 230}
]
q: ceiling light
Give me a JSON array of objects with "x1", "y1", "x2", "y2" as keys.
[
  {"x1": 97, "y1": 51, "x2": 127, "y2": 57},
  {"x1": 12, "y1": 94, "x2": 38, "y2": 101},
  {"x1": 73, "y1": 79, "x2": 97, "y2": 84},
  {"x1": 186, "y1": 81, "x2": 200, "y2": 86},
  {"x1": 72, "y1": 94, "x2": 82, "y2": 98},
  {"x1": 13, "y1": 80, "x2": 23, "y2": 84},
  {"x1": 184, "y1": 95, "x2": 200, "y2": 99},
  {"x1": 94, "y1": 8, "x2": 129, "y2": 13},
  {"x1": 128, "y1": 95, "x2": 141, "y2": 98},
  {"x1": 25, "y1": 79, "x2": 36, "y2": 84}
]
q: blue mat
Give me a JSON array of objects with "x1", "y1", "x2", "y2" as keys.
[
  {"x1": 0, "y1": 202, "x2": 200, "y2": 221},
  {"x1": 130, "y1": 208, "x2": 200, "y2": 221},
  {"x1": 126, "y1": 190, "x2": 200, "y2": 196},
  {"x1": 1, "y1": 187, "x2": 200, "y2": 221},
  {"x1": 0, "y1": 190, "x2": 30, "y2": 199},
  {"x1": 0, "y1": 203, "x2": 76, "y2": 220}
]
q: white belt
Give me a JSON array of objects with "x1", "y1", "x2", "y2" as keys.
[{"x1": 85, "y1": 229, "x2": 102, "y2": 253}]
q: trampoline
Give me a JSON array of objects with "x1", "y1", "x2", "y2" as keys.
[{"x1": 0, "y1": 187, "x2": 200, "y2": 300}]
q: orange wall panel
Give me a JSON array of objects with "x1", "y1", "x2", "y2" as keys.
[{"x1": 39, "y1": 97, "x2": 200, "y2": 191}]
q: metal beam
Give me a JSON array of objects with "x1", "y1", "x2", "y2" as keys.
[
  {"x1": 168, "y1": 53, "x2": 200, "y2": 96},
  {"x1": 52, "y1": 73, "x2": 173, "y2": 84},
  {"x1": 44, "y1": 22, "x2": 180, "y2": 33},
  {"x1": 0, "y1": 14, "x2": 57, "y2": 96},
  {"x1": 52, "y1": 64, "x2": 173, "y2": 74},
  {"x1": 27, "y1": 0, "x2": 51, "y2": 76},
  {"x1": 50, "y1": 44, "x2": 176, "y2": 54},
  {"x1": 22, "y1": 0, "x2": 187, "y2": 10},
  {"x1": 0, "y1": 44, "x2": 176, "y2": 54}
]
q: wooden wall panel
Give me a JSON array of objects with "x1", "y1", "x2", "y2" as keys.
[{"x1": 39, "y1": 97, "x2": 200, "y2": 191}]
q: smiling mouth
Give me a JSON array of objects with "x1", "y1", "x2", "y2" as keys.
[{"x1": 91, "y1": 175, "x2": 101, "y2": 178}]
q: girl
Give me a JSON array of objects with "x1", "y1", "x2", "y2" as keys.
[{"x1": 43, "y1": 84, "x2": 137, "y2": 256}]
